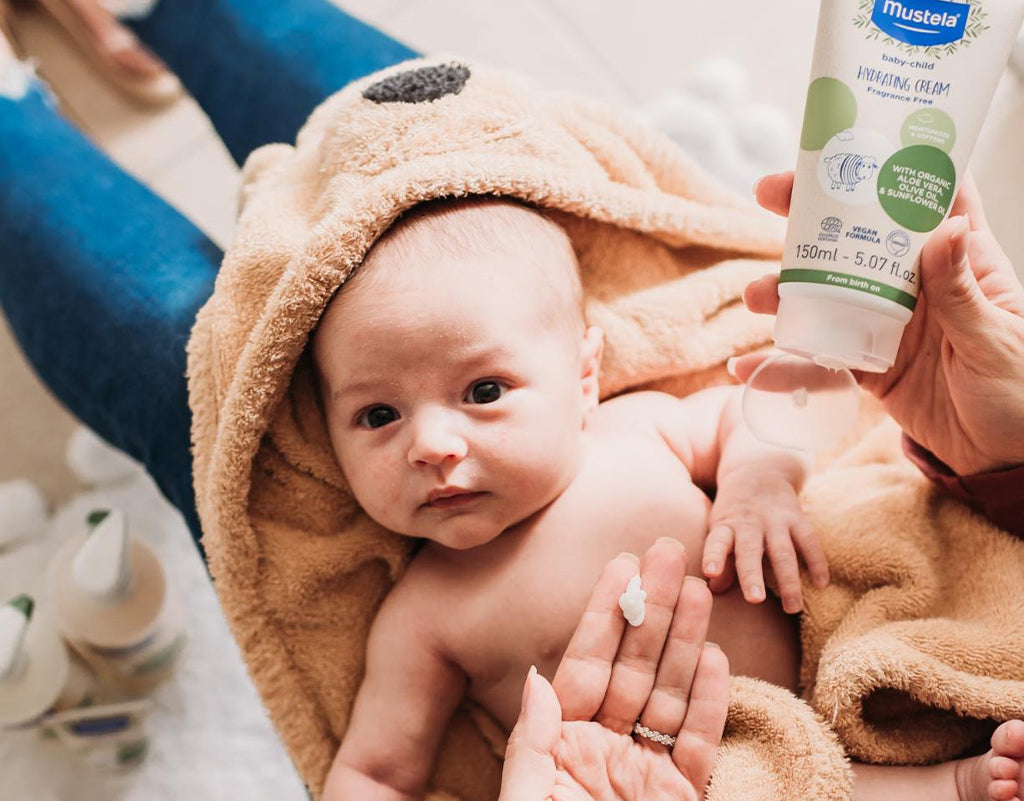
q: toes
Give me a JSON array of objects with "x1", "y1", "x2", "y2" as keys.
[
  {"x1": 987, "y1": 779, "x2": 1018, "y2": 801},
  {"x1": 989, "y1": 756, "x2": 1020, "y2": 781},
  {"x1": 992, "y1": 721, "x2": 1024, "y2": 758}
]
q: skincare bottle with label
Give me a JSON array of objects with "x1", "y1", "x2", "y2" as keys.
[
  {"x1": 47, "y1": 508, "x2": 189, "y2": 694},
  {"x1": 0, "y1": 594, "x2": 95, "y2": 730},
  {"x1": 742, "y1": 0, "x2": 1024, "y2": 451}
]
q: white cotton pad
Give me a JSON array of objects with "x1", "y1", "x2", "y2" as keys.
[
  {"x1": 742, "y1": 352, "x2": 860, "y2": 453},
  {"x1": 0, "y1": 479, "x2": 48, "y2": 549},
  {"x1": 732, "y1": 103, "x2": 794, "y2": 170},
  {"x1": 618, "y1": 574, "x2": 647, "y2": 627},
  {"x1": 635, "y1": 92, "x2": 734, "y2": 168},
  {"x1": 683, "y1": 57, "x2": 750, "y2": 111},
  {"x1": 65, "y1": 426, "x2": 141, "y2": 486}
]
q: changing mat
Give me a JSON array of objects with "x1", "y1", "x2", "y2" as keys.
[{"x1": 185, "y1": 57, "x2": 1024, "y2": 801}]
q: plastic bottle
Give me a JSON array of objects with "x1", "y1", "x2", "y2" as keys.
[
  {"x1": 47, "y1": 508, "x2": 188, "y2": 694},
  {"x1": 0, "y1": 594, "x2": 94, "y2": 729},
  {"x1": 743, "y1": 0, "x2": 1024, "y2": 451}
]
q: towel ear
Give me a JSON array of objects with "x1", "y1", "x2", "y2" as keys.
[
  {"x1": 236, "y1": 143, "x2": 296, "y2": 218},
  {"x1": 362, "y1": 62, "x2": 471, "y2": 104}
]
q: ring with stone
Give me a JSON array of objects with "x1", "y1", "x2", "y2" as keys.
[{"x1": 632, "y1": 719, "x2": 677, "y2": 747}]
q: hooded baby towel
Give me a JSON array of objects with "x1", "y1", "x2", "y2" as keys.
[{"x1": 186, "y1": 57, "x2": 1024, "y2": 801}]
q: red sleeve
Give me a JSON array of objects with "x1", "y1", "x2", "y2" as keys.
[{"x1": 902, "y1": 434, "x2": 1024, "y2": 539}]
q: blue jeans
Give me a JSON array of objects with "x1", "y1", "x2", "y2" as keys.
[{"x1": 0, "y1": 0, "x2": 418, "y2": 552}]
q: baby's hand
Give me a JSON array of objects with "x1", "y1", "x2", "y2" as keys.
[{"x1": 702, "y1": 468, "x2": 829, "y2": 613}]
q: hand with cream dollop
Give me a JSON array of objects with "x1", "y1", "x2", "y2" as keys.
[
  {"x1": 499, "y1": 541, "x2": 729, "y2": 801},
  {"x1": 741, "y1": 170, "x2": 1024, "y2": 476}
]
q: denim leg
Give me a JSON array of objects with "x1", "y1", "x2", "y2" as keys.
[
  {"x1": 0, "y1": 82, "x2": 220, "y2": 550},
  {"x1": 127, "y1": 0, "x2": 420, "y2": 166}
]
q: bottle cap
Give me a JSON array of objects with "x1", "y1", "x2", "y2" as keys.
[
  {"x1": 0, "y1": 595, "x2": 33, "y2": 681},
  {"x1": 773, "y1": 294, "x2": 906, "y2": 373},
  {"x1": 741, "y1": 352, "x2": 860, "y2": 452},
  {"x1": 72, "y1": 509, "x2": 133, "y2": 602},
  {"x1": 49, "y1": 510, "x2": 165, "y2": 650}
]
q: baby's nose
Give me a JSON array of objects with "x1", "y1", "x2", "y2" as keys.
[{"x1": 407, "y1": 414, "x2": 468, "y2": 467}]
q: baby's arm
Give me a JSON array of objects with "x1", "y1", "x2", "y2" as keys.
[
  {"x1": 650, "y1": 385, "x2": 829, "y2": 612},
  {"x1": 322, "y1": 586, "x2": 467, "y2": 801}
]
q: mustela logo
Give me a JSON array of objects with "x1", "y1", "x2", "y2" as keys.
[{"x1": 871, "y1": 0, "x2": 969, "y2": 46}]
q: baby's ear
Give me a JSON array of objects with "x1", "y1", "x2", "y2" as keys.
[{"x1": 580, "y1": 326, "x2": 604, "y2": 414}]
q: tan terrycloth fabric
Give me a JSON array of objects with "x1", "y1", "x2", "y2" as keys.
[
  {"x1": 185, "y1": 56, "x2": 1022, "y2": 801},
  {"x1": 798, "y1": 418, "x2": 1024, "y2": 765}
]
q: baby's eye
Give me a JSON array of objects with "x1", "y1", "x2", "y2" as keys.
[
  {"x1": 356, "y1": 405, "x2": 399, "y2": 429},
  {"x1": 465, "y1": 380, "x2": 508, "y2": 405}
]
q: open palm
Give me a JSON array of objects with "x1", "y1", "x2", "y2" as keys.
[
  {"x1": 499, "y1": 541, "x2": 729, "y2": 801},
  {"x1": 536, "y1": 720, "x2": 706, "y2": 801},
  {"x1": 744, "y1": 171, "x2": 1024, "y2": 475}
]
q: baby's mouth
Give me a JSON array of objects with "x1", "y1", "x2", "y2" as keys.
[{"x1": 423, "y1": 491, "x2": 488, "y2": 509}]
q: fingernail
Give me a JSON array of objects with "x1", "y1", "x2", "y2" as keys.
[
  {"x1": 685, "y1": 575, "x2": 709, "y2": 586},
  {"x1": 522, "y1": 664, "x2": 537, "y2": 708},
  {"x1": 726, "y1": 356, "x2": 739, "y2": 377},
  {"x1": 706, "y1": 641, "x2": 721, "y2": 649},
  {"x1": 655, "y1": 536, "x2": 682, "y2": 547},
  {"x1": 705, "y1": 561, "x2": 718, "y2": 575},
  {"x1": 750, "y1": 586, "x2": 765, "y2": 601},
  {"x1": 617, "y1": 552, "x2": 640, "y2": 564}
]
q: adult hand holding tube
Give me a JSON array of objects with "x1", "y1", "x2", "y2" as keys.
[{"x1": 740, "y1": 170, "x2": 1024, "y2": 476}]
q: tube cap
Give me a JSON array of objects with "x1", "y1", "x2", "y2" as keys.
[
  {"x1": 773, "y1": 295, "x2": 906, "y2": 373},
  {"x1": 742, "y1": 352, "x2": 860, "y2": 452}
]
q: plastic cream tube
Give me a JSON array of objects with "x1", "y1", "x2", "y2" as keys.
[{"x1": 775, "y1": 0, "x2": 1024, "y2": 371}]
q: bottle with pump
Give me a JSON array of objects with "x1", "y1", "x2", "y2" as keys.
[
  {"x1": 0, "y1": 593, "x2": 95, "y2": 730},
  {"x1": 47, "y1": 508, "x2": 189, "y2": 694}
]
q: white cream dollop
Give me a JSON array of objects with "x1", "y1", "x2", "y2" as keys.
[{"x1": 618, "y1": 574, "x2": 647, "y2": 627}]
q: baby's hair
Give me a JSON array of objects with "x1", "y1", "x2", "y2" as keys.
[
  {"x1": 310, "y1": 195, "x2": 586, "y2": 402},
  {"x1": 344, "y1": 195, "x2": 585, "y2": 335}
]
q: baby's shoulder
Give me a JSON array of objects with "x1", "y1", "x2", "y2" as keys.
[{"x1": 589, "y1": 389, "x2": 683, "y2": 432}]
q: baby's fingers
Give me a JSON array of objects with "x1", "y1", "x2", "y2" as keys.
[
  {"x1": 733, "y1": 525, "x2": 766, "y2": 603},
  {"x1": 702, "y1": 525, "x2": 734, "y2": 580},
  {"x1": 707, "y1": 554, "x2": 736, "y2": 595},
  {"x1": 792, "y1": 520, "x2": 829, "y2": 589},
  {"x1": 765, "y1": 527, "x2": 803, "y2": 614}
]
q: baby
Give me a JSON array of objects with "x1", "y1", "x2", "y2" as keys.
[{"x1": 313, "y1": 197, "x2": 1023, "y2": 801}]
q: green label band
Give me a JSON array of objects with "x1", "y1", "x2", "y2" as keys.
[{"x1": 780, "y1": 268, "x2": 918, "y2": 310}]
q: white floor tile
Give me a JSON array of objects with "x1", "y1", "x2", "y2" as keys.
[
  {"x1": 546, "y1": 0, "x2": 818, "y2": 120},
  {"x1": 333, "y1": 0, "x2": 413, "y2": 29},
  {"x1": 147, "y1": 136, "x2": 241, "y2": 250},
  {"x1": 381, "y1": 0, "x2": 631, "y2": 105}
]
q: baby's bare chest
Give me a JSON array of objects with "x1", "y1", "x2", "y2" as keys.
[{"x1": 423, "y1": 429, "x2": 713, "y2": 728}]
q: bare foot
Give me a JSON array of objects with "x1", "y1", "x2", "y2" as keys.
[
  {"x1": 955, "y1": 721, "x2": 1024, "y2": 801},
  {"x1": 59, "y1": 0, "x2": 167, "y2": 77}
]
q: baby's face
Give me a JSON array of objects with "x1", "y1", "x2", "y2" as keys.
[{"x1": 313, "y1": 251, "x2": 601, "y2": 550}]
